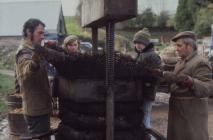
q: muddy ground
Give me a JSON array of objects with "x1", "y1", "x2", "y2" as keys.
[
  {"x1": 0, "y1": 92, "x2": 213, "y2": 140},
  {"x1": 152, "y1": 92, "x2": 213, "y2": 140}
]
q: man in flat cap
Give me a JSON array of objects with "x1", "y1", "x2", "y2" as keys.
[{"x1": 152, "y1": 31, "x2": 213, "y2": 140}]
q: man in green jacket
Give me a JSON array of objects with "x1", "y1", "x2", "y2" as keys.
[
  {"x1": 16, "y1": 18, "x2": 52, "y2": 138},
  {"x1": 153, "y1": 31, "x2": 213, "y2": 140}
]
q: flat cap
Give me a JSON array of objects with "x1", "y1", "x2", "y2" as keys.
[{"x1": 171, "y1": 31, "x2": 196, "y2": 42}]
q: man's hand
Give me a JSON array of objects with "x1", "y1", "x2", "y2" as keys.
[
  {"x1": 30, "y1": 53, "x2": 41, "y2": 71},
  {"x1": 34, "y1": 44, "x2": 46, "y2": 55},
  {"x1": 176, "y1": 74, "x2": 194, "y2": 88},
  {"x1": 43, "y1": 40, "x2": 58, "y2": 48},
  {"x1": 32, "y1": 53, "x2": 40, "y2": 64}
]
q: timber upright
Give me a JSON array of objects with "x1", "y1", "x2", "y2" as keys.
[{"x1": 82, "y1": 0, "x2": 137, "y2": 140}]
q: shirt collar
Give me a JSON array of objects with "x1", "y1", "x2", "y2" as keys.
[
  {"x1": 20, "y1": 39, "x2": 35, "y2": 50},
  {"x1": 184, "y1": 51, "x2": 197, "y2": 62}
]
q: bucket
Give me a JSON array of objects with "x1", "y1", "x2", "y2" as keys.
[
  {"x1": 8, "y1": 108, "x2": 28, "y2": 136},
  {"x1": 6, "y1": 93, "x2": 22, "y2": 111}
]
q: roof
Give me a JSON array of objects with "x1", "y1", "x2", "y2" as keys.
[{"x1": 0, "y1": 0, "x2": 63, "y2": 36}]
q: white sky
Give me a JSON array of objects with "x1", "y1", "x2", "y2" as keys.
[
  {"x1": 61, "y1": 0, "x2": 79, "y2": 16},
  {"x1": 0, "y1": 0, "x2": 79, "y2": 16}
]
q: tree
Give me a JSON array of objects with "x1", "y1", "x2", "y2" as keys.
[
  {"x1": 195, "y1": 0, "x2": 213, "y2": 6},
  {"x1": 139, "y1": 8, "x2": 156, "y2": 28},
  {"x1": 194, "y1": 8, "x2": 213, "y2": 36},
  {"x1": 175, "y1": 0, "x2": 198, "y2": 31},
  {"x1": 116, "y1": 8, "x2": 156, "y2": 29},
  {"x1": 187, "y1": 0, "x2": 199, "y2": 23},
  {"x1": 156, "y1": 11, "x2": 169, "y2": 28},
  {"x1": 167, "y1": 15, "x2": 175, "y2": 28}
]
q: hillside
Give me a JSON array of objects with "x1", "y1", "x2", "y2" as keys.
[
  {"x1": 65, "y1": 16, "x2": 82, "y2": 35},
  {"x1": 0, "y1": 40, "x2": 18, "y2": 70}
]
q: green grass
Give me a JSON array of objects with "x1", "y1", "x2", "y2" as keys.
[
  {"x1": 0, "y1": 74, "x2": 15, "y2": 94},
  {"x1": 0, "y1": 74, "x2": 15, "y2": 113},
  {"x1": 0, "y1": 101, "x2": 7, "y2": 114},
  {"x1": 65, "y1": 16, "x2": 82, "y2": 35}
]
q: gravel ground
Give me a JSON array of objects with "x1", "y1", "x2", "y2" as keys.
[
  {"x1": 0, "y1": 118, "x2": 9, "y2": 140},
  {"x1": 152, "y1": 92, "x2": 169, "y2": 137},
  {"x1": 152, "y1": 92, "x2": 213, "y2": 140}
]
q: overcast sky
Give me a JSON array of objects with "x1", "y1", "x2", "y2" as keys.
[
  {"x1": 61, "y1": 0, "x2": 79, "y2": 16},
  {"x1": 0, "y1": 0, "x2": 177, "y2": 16},
  {"x1": 62, "y1": 0, "x2": 178, "y2": 16},
  {"x1": 0, "y1": 0, "x2": 79, "y2": 16}
]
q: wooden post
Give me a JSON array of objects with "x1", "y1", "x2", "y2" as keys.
[{"x1": 92, "y1": 27, "x2": 98, "y2": 53}]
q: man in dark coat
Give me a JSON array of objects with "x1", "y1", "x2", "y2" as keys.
[
  {"x1": 133, "y1": 28, "x2": 161, "y2": 134},
  {"x1": 153, "y1": 31, "x2": 213, "y2": 140}
]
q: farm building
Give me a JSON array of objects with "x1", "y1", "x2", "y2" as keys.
[{"x1": 0, "y1": 0, "x2": 67, "y2": 46}]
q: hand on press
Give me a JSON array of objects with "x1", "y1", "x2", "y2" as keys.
[
  {"x1": 32, "y1": 53, "x2": 40, "y2": 64},
  {"x1": 176, "y1": 74, "x2": 194, "y2": 88}
]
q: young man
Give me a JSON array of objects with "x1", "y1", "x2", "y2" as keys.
[
  {"x1": 16, "y1": 18, "x2": 52, "y2": 138},
  {"x1": 153, "y1": 31, "x2": 213, "y2": 140},
  {"x1": 62, "y1": 35, "x2": 80, "y2": 55},
  {"x1": 133, "y1": 28, "x2": 161, "y2": 135}
]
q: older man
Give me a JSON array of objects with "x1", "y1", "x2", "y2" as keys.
[{"x1": 154, "y1": 31, "x2": 213, "y2": 140}]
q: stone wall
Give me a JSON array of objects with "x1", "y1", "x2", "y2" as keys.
[
  {"x1": 0, "y1": 37, "x2": 21, "y2": 47},
  {"x1": 0, "y1": 37, "x2": 21, "y2": 70}
]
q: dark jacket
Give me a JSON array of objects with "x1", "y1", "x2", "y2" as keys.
[{"x1": 136, "y1": 44, "x2": 161, "y2": 101}]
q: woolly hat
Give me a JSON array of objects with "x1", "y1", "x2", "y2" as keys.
[
  {"x1": 171, "y1": 31, "x2": 196, "y2": 42},
  {"x1": 133, "y1": 28, "x2": 151, "y2": 46}
]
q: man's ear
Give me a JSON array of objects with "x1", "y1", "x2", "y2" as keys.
[
  {"x1": 26, "y1": 29, "x2": 34, "y2": 41},
  {"x1": 186, "y1": 44, "x2": 192, "y2": 49},
  {"x1": 26, "y1": 29, "x2": 32, "y2": 37}
]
